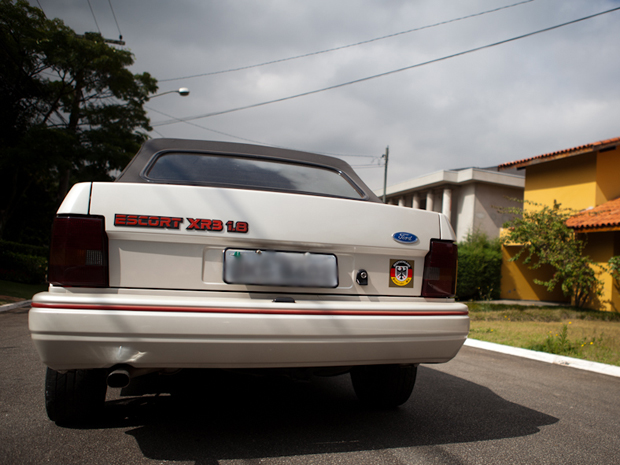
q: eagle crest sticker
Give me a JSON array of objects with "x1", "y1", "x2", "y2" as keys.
[{"x1": 389, "y1": 259, "x2": 414, "y2": 288}]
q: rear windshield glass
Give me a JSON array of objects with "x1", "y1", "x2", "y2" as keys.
[{"x1": 144, "y1": 152, "x2": 365, "y2": 199}]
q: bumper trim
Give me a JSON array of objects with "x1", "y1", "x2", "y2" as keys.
[{"x1": 31, "y1": 301, "x2": 468, "y2": 317}]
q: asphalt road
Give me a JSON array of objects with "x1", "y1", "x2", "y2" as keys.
[{"x1": 1, "y1": 306, "x2": 619, "y2": 465}]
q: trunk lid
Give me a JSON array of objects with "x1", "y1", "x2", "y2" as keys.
[{"x1": 88, "y1": 182, "x2": 448, "y2": 297}]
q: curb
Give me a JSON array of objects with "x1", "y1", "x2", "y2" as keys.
[
  {"x1": 0, "y1": 300, "x2": 32, "y2": 313},
  {"x1": 464, "y1": 338, "x2": 620, "y2": 378}
]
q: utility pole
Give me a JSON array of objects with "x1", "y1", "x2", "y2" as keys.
[
  {"x1": 382, "y1": 146, "x2": 389, "y2": 203},
  {"x1": 78, "y1": 32, "x2": 126, "y2": 46}
]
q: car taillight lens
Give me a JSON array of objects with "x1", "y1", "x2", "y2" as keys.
[
  {"x1": 421, "y1": 240, "x2": 457, "y2": 298},
  {"x1": 48, "y1": 215, "x2": 109, "y2": 287}
]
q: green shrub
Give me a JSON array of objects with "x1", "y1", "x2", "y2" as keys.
[
  {"x1": 500, "y1": 200, "x2": 602, "y2": 308},
  {"x1": 0, "y1": 242, "x2": 48, "y2": 284},
  {"x1": 457, "y1": 231, "x2": 502, "y2": 301},
  {"x1": 0, "y1": 240, "x2": 48, "y2": 257}
]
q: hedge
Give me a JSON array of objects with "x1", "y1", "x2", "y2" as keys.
[
  {"x1": 0, "y1": 240, "x2": 49, "y2": 284},
  {"x1": 0, "y1": 239, "x2": 48, "y2": 257},
  {"x1": 456, "y1": 232, "x2": 502, "y2": 301}
]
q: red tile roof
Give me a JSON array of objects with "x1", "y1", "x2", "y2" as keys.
[
  {"x1": 498, "y1": 137, "x2": 620, "y2": 170},
  {"x1": 566, "y1": 197, "x2": 620, "y2": 232}
]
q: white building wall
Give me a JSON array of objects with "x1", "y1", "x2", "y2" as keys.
[
  {"x1": 381, "y1": 168, "x2": 524, "y2": 243},
  {"x1": 473, "y1": 183, "x2": 523, "y2": 238},
  {"x1": 455, "y1": 184, "x2": 476, "y2": 242},
  {"x1": 412, "y1": 193, "x2": 420, "y2": 209},
  {"x1": 426, "y1": 191, "x2": 434, "y2": 211},
  {"x1": 433, "y1": 191, "x2": 443, "y2": 213},
  {"x1": 442, "y1": 188, "x2": 452, "y2": 219}
]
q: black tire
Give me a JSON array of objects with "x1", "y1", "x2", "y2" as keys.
[
  {"x1": 350, "y1": 364, "x2": 417, "y2": 408},
  {"x1": 45, "y1": 368, "x2": 108, "y2": 423}
]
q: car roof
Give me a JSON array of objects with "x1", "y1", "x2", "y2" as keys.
[{"x1": 116, "y1": 138, "x2": 382, "y2": 202}]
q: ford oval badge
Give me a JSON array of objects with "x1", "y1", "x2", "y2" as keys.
[{"x1": 393, "y1": 232, "x2": 419, "y2": 244}]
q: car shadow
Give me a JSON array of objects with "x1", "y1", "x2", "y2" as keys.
[{"x1": 68, "y1": 366, "x2": 558, "y2": 463}]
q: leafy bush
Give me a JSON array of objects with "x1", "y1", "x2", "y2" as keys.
[
  {"x1": 456, "y1": 231, "x2": 502, "y2": 301},
  {"x1": 608, "y1": 255, "x2": 620, "y2": 292},
  {"x1": 0, "y1": 240, "x2": 48, "y2": 257},
  {"x1": 500, "y1": 200, "x2": 602, "y2": 308},
  {"x1": 0, "y1": 241, "x2": 48, "y2": 284}
]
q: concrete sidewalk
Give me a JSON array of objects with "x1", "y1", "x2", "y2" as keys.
[
  {"x1": 0, "y1": 300, "x2": 32, "y2": 313},
  {"x1": 474, "y1": 299, "x2": 566, "y2": 306},
  {"x1": 464, "y1": 338, "x2": 620, "y2": 378}
]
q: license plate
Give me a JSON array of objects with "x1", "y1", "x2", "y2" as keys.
[{"x1": 223, "y1": 249, "x2": 338, "y2": 288}]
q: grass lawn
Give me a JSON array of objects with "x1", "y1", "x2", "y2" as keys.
[
  {"x1": 467, "y1": 302, "x2": 620, "y2": 367},
  {"x1": 0, "y1": 279, "x2": 47, "y2": 304}
]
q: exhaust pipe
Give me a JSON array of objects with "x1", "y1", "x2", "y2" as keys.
[
  {"x1": 107, "y1": 368, "x2": 131, "y2": 388},
  {"x1": 107, "y1": 366, "x2": 159, "y2": 388}
]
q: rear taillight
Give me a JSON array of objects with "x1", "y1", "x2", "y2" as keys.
[
  {"x1": 421, "y1": 240, "x2": 457, "y2": 298},
  {"x1": 48, "y1": 215, "x2": 109, "y2": 287}
]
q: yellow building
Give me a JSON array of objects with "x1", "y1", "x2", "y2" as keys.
[{"x1": 498, "y1": 137, "x2": 620, "y2": 310}]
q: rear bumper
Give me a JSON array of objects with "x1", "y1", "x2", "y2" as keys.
[{"x1": 29, "y1": 290, "x2": 469, "y2": 371}]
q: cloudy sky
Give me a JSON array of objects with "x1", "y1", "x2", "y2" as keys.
[{"x1": 34, "y1": 0, "x2": 620, "y2": 191}]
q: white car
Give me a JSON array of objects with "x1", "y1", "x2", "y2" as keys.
[{"x1": 30, "y1": 139, "x2": 469, "y2": 423}]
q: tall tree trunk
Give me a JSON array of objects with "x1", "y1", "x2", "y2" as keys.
[
  {"x1": 0, "y1": 171, "x2": 33, "y2": 239},
  {"x1": 57, "y1": 73, "x2": 83, "y2": 204},
  {"x1": 56, "y1": 169, "x2": 72, "y2": 206}
]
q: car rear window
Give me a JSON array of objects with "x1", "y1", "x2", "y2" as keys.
[{"x1": 144, "y1": 152, "x2": 365, "y2": 199}]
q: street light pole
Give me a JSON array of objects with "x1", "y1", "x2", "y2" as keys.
[
  {"x1": 382, "y1": 146, "x2": 389, "y2": 203},
  {"x1": 150, "y1": 87, "x2": 190, "y2": 98},
  {"x1": 147, "y1": 87, "x2": 190, "y2": 138}
]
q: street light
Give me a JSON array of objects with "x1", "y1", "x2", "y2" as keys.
[{"x1": 150, "y1": 87, "x2": 190, "y2": 98}]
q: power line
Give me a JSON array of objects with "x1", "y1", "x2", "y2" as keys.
[
  {"x1": 108, "y1": 0, "x2": 123, "y2": 41},
  {"x1": 86, "y1": 0, "x2": 101, "y2": 34},
  {"x1": 145, "y1": 105, "x2": 378, "y2": 159},
  {"x1": 152, "y1": 6, "x2": 620, "y2": 128},
  {"x1": 159, "y1": 0, "x2": 536, "y2": 83},
  {"x1": 150, "y1": 127, "x2": 166, "y2": 138},
  {"x1": 350, "y1": 164, "x2": 383, "y2": 169},
  {"x1": 146, "y1": 105, "x2": 286, "y2": 145},
  {"x1": 35, "y1": 0, "x2": 45, "y2": 16}
]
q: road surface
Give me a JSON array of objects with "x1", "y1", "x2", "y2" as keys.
[{"x1": 1, "y1": 306, "x2": 618, "y2": 464}]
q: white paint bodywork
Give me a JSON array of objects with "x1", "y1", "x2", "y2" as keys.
[
  {"x1": 30, "y1": 181, "x2": 469, "y2": 371},
  {"x1": 57, "y1": 182, "x2": 91, "y2": 214}
]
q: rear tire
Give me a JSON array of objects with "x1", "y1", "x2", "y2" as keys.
[
  {"x1": 350, "y1": 364, "x2": 417, "y2": 408},
  {"x1": 45, "y1": 368, "x2": 107, "y2": 423}
]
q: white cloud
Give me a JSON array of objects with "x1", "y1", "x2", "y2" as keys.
[{"x1": 35, "y1": 0, "x2": 620, "y2": 190}]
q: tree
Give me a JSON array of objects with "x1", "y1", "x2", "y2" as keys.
[
  {"x1": 0, "y1": 0, "x2": 157, "y2": 243},
  {"x1": 500, "y1": 200, "x2": 602, "y2": 308},
  {"x1": 456, "y1": 231, "x2": 502, "y2": 301}
]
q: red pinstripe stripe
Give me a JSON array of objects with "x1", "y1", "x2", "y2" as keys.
[{"x1": 31, "y1": 302, "x2": 468, "y2": 316}]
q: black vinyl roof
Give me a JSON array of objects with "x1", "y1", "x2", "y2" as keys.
[{"x1": 116, "y1": 138, "x2": 381, "y2": 202}]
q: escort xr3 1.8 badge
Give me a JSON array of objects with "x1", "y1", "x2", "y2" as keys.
[
  {"x1": 389, "y1": 259, "x2": 414, "y2": 288},
  {"x1": 114, "y1": 214, "x2": 248, "y2": 233}
]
